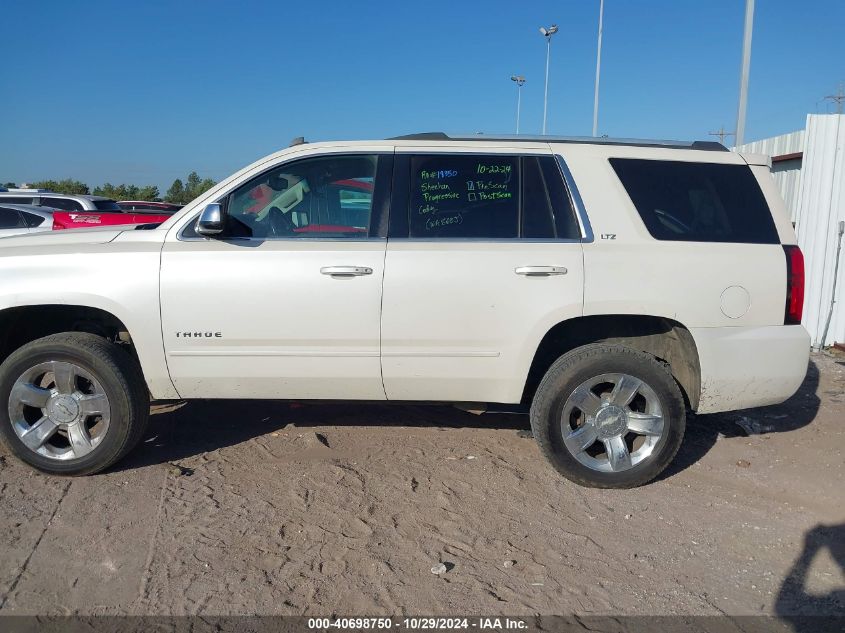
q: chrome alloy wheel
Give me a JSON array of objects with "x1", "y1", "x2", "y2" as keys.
[
  {"x1": 560, "y1": 373, "x2": 665, "y2": 473},
  {"x1": 8, "y1": 361, "x2": 111, "y2": 460}
]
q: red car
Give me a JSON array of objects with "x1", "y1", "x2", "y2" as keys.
[{"x1": 52, "y1": 201, "x2": 181, "y2": 230}]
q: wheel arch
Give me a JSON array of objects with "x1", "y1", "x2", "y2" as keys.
[
  {"x1": 521, "y1": 314, "x2": 701, "y2": 410},
  {"x1": 0, "y1": 303, "x2": 141, "y2": 379}
]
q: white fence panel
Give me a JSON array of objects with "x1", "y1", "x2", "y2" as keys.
[{"x1": 794, "y1": 114, "x2": 845, "y2": 347}]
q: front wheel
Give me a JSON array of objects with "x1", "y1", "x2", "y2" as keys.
[
  {"x1": 0, "y1": 332, "x2": 149, "y2": 476},
  {"x1": 530, "y1": 343, "x2": 686, "y2": 488}
]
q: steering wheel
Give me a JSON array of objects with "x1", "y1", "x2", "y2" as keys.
[{"x1": 266, "y1": 206, "x2": 295, "y2": 236}]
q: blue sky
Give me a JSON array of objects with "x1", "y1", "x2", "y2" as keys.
[{"x1": 1, "y1": 0, "x2": 841, "y2": 191}]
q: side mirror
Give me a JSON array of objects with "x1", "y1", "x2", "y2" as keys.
[{"x1": 196, "y1": 203, "x2": 225, "y2": 236}]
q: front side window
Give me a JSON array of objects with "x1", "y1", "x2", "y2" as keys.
[
  {"x1": 0, "y1": 207, "x2": 24, "y2": 229},
  {"x1": 610, "y1": 158, "x2": 779, "y2": 244},
  {"x1": 225, "y1": 154, "x2": 379, "y2": 239}
]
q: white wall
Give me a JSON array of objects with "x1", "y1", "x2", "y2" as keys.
[
  {"x1": 771, "y1": 157, "x2": 803, "y2": 223},
  {"x1": 736, "y1": 115, "x2": 845, "y2": 347},
  {"x1": 794, "y1": 114, "x2": 845, "y2": 347},
  {"x1": 737, "y1": 129, "x2": 805, "y2": 222}
]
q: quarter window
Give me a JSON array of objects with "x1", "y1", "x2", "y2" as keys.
[
  {"x1": 22, "y1": 212, "x2": 46, "y2": 227},
  {"x1": 610, "y1": 158, "x2": 779, "y2": 244},
  {"x1": 224, "y1": 154, "x2": 380, "y2": 239}
]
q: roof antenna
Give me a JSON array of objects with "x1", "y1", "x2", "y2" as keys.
[{"x1": 289, "y1": 136, "x2": 306, "y2": 147}]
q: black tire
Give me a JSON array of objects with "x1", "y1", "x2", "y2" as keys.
[
  {"x1": 530, "y1": 343, "x2": 686, "y2": 488},
  {"x1": 0, "y1": 332, "x2": 149, "y2": 476}
]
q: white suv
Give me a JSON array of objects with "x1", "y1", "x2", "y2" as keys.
[{"x1": 0, "y1": 134, "x2": 810, "y2": 487}]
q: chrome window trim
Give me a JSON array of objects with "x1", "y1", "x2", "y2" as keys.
[
  {"x1": 389, "y1": 237, "x2": 582, "y2": 244},
  {"x1": 178, "y1": 211, "x2": 385, "y2": 243},
  {"x1": 554, "y1": 155, "x2": 594, "y2": 243},
  {"x1": 177, "y1": 218, "x2": 386, "y2": 243},
  {"x1": 181, "y1": 236, "x2": 386, "y2": 243}
]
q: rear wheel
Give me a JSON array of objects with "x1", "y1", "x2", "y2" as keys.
[
  {"x1": 530, "y1": 343, "x2": 686, "y2": 488},
  {"x1": 0, "y1": 333, "x2": 149, "y2": 476}
]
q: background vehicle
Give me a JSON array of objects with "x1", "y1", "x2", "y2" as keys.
[
  {"x1": 0, "y1": 135, "x2": 810, "y2": 487},
  {"x1": 51, "y1": 211, "x2": 171, "y2": 230},
  {"x1": 0, "y1": 191, "x2": 120, "y2": 212},
  {"x1": 0, "y1": 204, "x2": 54, "y2": 237},
  {"x1": 0, "y1": 192, "x2": 174, "y2": 229}
]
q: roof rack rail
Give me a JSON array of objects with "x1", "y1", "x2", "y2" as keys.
[
  {"x1": 390, "y1": 132, "x2": 450, "y2": 141},
  {"x1": 388, "y1": 132, "x2": 727, "y2": 152}
]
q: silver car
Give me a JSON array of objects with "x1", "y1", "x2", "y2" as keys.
[
  {"x1": 0, "y1": 191, "x2": 121, "y2": 212},
  {"x1": 0, "y1": 204, "x2": 54, "y2": 238}
]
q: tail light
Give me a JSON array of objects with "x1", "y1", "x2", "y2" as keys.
[{"x1": 783, "y1": 245, "x2": 804, "y2": 325}]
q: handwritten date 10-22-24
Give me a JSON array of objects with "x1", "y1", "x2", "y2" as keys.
[{"x1": 476, "y1": 163, "x2": 512, "y2": 175}]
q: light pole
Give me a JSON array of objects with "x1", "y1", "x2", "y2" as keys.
[
  {"x1": 539, "y1": 24, "x2": 558, "y2": 135},
  {"x1": 511, "y1": 75, "x2": 526, "y2": 134},
  {"x1": 735, "y1": 0, "x2": 754, "y2": 146},
  {"x1": 592, "y1": 0, "x2": 604, "y2": 137}
]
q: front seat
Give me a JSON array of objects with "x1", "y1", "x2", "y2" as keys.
[{"x1": 266, "y1": 206, "x2": 296, "y2": 236}]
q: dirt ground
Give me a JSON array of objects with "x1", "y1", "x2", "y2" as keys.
[{"x1": 0, "y1": 352, "x2": 842, "y2": 618}]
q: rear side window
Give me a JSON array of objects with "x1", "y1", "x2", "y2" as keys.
[
  {"x1": 0, "y1": 207, "x2": 24, "y2": 229},
  {"x1": 42, "y1": 197, "x2": 84, "y2": 211},
  {"x1": 410, "y1": 154, "x2": 519, "y2": 238},
  {"x1": 522, "y1": 156, "x2": 581, "y2": 240},
  {"x1": 0, "y1": 197, "x2": 33, "y2": 204},
  {"x1": 407, "y1": 154, "x2": 581, "y2": 239},
  {"x1": 610, "y1": 158, "x2": 779, "y2": 244}
]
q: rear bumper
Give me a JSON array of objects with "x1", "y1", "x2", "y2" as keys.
[{"x1": 691, "y1": 325, "x2": 811, "y2": 414}]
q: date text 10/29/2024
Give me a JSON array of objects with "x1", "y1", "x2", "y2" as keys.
[{"x1": 307, "y1": 617, "x2": 528, "y2": 630}]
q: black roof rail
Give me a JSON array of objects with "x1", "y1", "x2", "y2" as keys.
[
  {"x1": 388, "y1": 132, "x2": 728, "y2": 152},
  {"x1": 389, "y1": 132, "x2": 450, "y2": 141}
]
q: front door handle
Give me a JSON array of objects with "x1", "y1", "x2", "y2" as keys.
[
  {"x1": 514, "y1": 266, "x2": 568, "y2": 276},
  {"x1": 320, "y1": 266, "x2": 373, "y2": 277}
]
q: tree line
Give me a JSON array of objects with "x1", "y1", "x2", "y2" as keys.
[{"x1": 2, "y1": 172, "x2": 216, "y2": 205}]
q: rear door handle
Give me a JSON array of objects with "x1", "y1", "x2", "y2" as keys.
[
  {"x1": 514, "y1": 266, "x2": 568, "y2": 276},
  {"x1": 320, "y1": 266, "x2": 373, "y2": 277}
]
